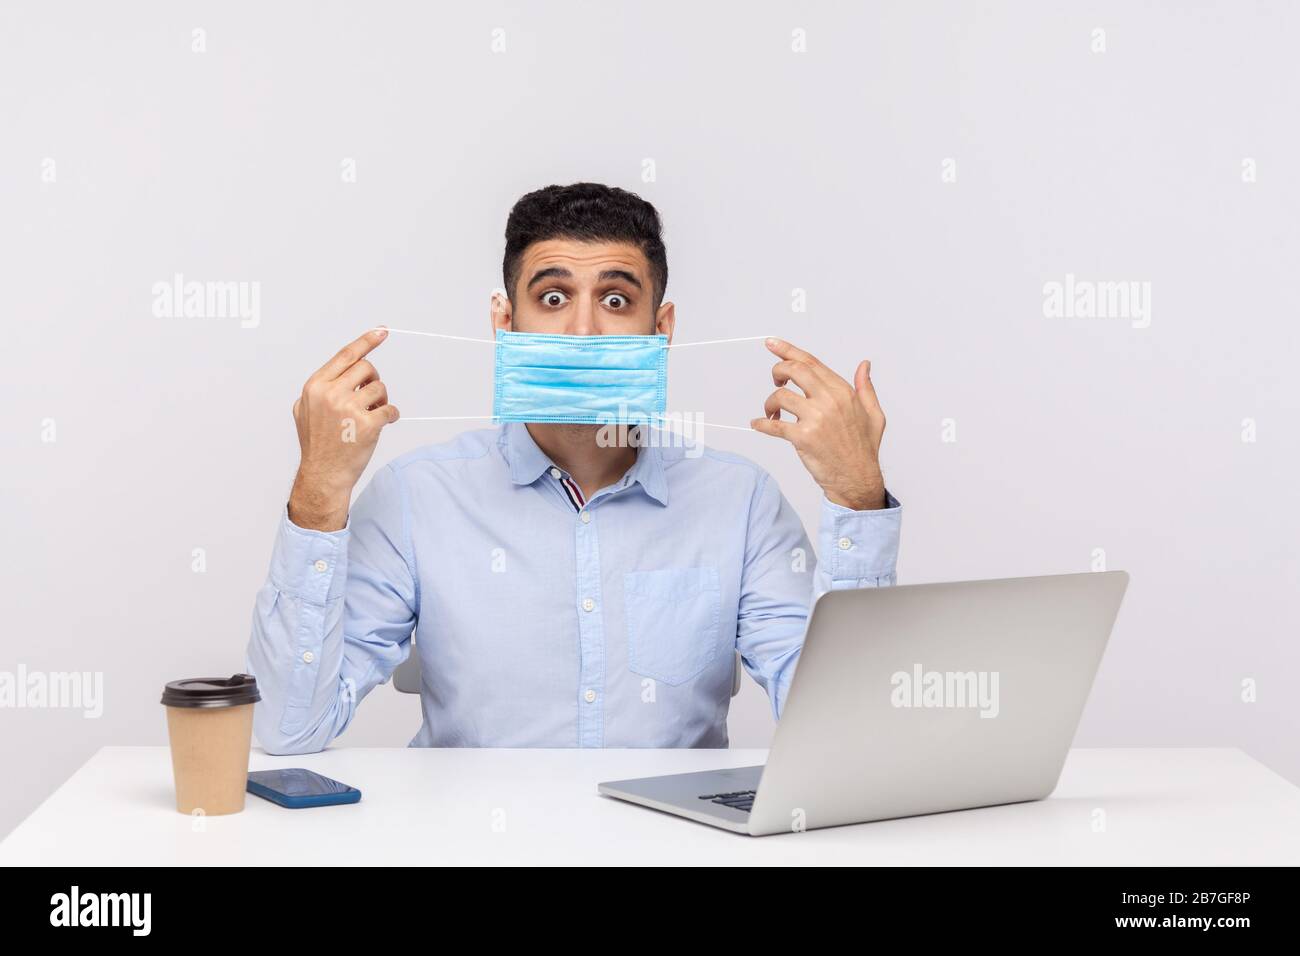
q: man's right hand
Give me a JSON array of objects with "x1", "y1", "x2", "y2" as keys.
[{"x1": 288, "y1": 328, "x2": 400, "y2": 531}]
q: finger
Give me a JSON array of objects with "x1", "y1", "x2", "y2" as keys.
[
  {"x1": 764, "y1": 338, "x2": 837, "y2": 380},
  {"x1": 769, "y1": 341, "x2": 843, "y2": 396},
  {"x1": 763, "y1": 386, "x2": 812, "y2": 421},
  {"x1": 771, "y1": 359, "x2": 828, "y2": 397},
  {"x1": 854, "y1": 359, "x2": 882, "y2": 413},
  {"x1": 337, "y1": 359, "x2": 378, "y2": 391},
  {"x1": 313, "y1": 328, "x2": 388, "y2": 382},
  {"x1": 355, "y1": 380, "x2": 389, "y2": 410},
  {"x1": 749, "y1": 416, "x2": 796, "y2": 441},
  {"x1": 374, "y1": 403, "x2": 400, "y2": 425}
]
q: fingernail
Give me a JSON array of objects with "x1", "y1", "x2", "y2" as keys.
[
  {"x1": 766, "y1": 337, "x2": 778, "y2": 347},
  {"x1": 373, "y1": 328, "x2": 387, "y2": 338}
]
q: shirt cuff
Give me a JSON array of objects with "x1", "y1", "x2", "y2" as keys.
[
  {"x1": 817, "y1": 491, "x2": 901, "y2": 583},
  {"x1": 267, "y1": 507, "x2": 351, "y2": 604}
]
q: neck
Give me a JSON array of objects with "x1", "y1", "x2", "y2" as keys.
[{"x1": 526, "y1": 423, "x2": 638, "y2": 500}]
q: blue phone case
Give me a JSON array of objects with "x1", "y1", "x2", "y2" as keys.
[{"x1": 246, "y1": 769, "x2": 362, "y2": 809}]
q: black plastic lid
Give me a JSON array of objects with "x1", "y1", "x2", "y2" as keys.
[{"x1": 161, "y1": 673, "x2": 261, "y2": 708}]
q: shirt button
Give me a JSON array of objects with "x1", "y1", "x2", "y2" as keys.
[
  {"x1": 549, "y1": 467, "x2": 561, "y2": 479},
  {"x1": 301, "y1": 651, "x2": 315, "y2": 664},
  {"x1": 313, "y1": 559, "x2": 328, "y2": 572},
  {"x1": 580, "y1": 511, "x2": 591, "y2": 524},
  {"x1": 582, "y1": 598, "x2": 595, "y2": 612},
  {"x1": 838, "y1": 537, "x2": 853, "y2": 551},
  {"x1": 584, "y1": 689, "x2": 597, "y2": 703}
]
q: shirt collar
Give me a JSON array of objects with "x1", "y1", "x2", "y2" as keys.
[
  {"x1": 498, "y1": 422, "x2": 669, "y2": 507},
  {"x1": 499, "y1": 421, "x2": 554, "y2": 485},
  {"x1": 622, "y1": 429, "x2": 669, "y2": 506}
]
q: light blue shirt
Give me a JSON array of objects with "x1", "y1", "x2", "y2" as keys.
[{"x1": 245, "y1": 423, "x2": 902, "y2": 754}]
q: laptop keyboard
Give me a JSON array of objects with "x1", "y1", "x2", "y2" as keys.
[{"x1": 699, "y1": 789, "x2": 756, "y2": 812}]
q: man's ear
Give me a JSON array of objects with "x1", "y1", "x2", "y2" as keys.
[
  {"x1": 654, "y1": 300, "x2": 676, "y2": 344},
  {"x1": 490, "y1": 288, "x2": 513, "y2": 334}
]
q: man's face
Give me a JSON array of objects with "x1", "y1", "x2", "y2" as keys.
[{"x1": 492, "y1": 239, "x2": 674, "y2": 341}]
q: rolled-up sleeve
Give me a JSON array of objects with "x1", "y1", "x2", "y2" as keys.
[{"x1": 245, "y1": 464, "x2": 417, "y2": 754}]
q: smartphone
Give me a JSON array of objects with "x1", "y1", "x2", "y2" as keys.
[{"x1": 246, "y1": 768, "x2": 362, "y2": 809}]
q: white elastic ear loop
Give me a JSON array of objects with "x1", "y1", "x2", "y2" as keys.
[
  {"x1": 374, "y1": 327, "x2": 497, "y2": 344},
  {"x1": 372, "y1": 329, "x2": 776, "y2": 349},
  {"x1": 664, "y1": 335, "x2": 772, "y2": 348}
]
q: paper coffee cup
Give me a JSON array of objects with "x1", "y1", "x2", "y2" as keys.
[{"x1": 161, "y1": 674, "x2": 261, "y2": 815}]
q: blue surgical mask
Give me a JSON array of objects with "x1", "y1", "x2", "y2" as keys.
[{"x1": 493, "y1": 330, "x2": 668, "y2": 424}]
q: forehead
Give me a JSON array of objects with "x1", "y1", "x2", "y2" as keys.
[{"x1": 518, "y1": 239, "x2": 648, "y2": 280}]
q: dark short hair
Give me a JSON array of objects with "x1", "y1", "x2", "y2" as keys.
[{"x1": 503, "y1": 183, "x2": 668, "y2": 311}]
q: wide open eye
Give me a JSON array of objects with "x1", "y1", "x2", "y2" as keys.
[
  {"x1": 601, "y1": 292, "x2": 629, "y2": 310},
  {"x1": 540, "y1": 289, "x2": 570, "y2": 308}
]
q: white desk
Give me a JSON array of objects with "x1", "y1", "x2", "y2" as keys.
[{"x1": 2, "y1": 747, "x2": 1297, "y2": 865}]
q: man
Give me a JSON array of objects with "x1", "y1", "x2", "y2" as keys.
[{"x1": 246, "y1": 182, "x2": 901, "y2": 754}]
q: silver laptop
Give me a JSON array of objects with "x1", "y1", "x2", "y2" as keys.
[{"x1": 598, "y1": 571, "x2": 1129, "y2": 836}]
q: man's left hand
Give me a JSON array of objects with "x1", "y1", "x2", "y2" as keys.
[{"x1": 750, "y1": 338, "x2": 888, "y2": 511}]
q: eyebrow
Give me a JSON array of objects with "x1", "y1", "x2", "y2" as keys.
[{"x1": 526, "y1": 267, "x2": 643, "y2": 291}]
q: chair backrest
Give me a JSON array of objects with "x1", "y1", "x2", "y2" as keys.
[{"x1": 393, "y1": 637, "x2": 743, "y2": 696}]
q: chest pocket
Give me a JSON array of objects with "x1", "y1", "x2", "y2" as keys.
[{"x1": 624, "y1": 566, "x2": 722, "y2": 686}]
